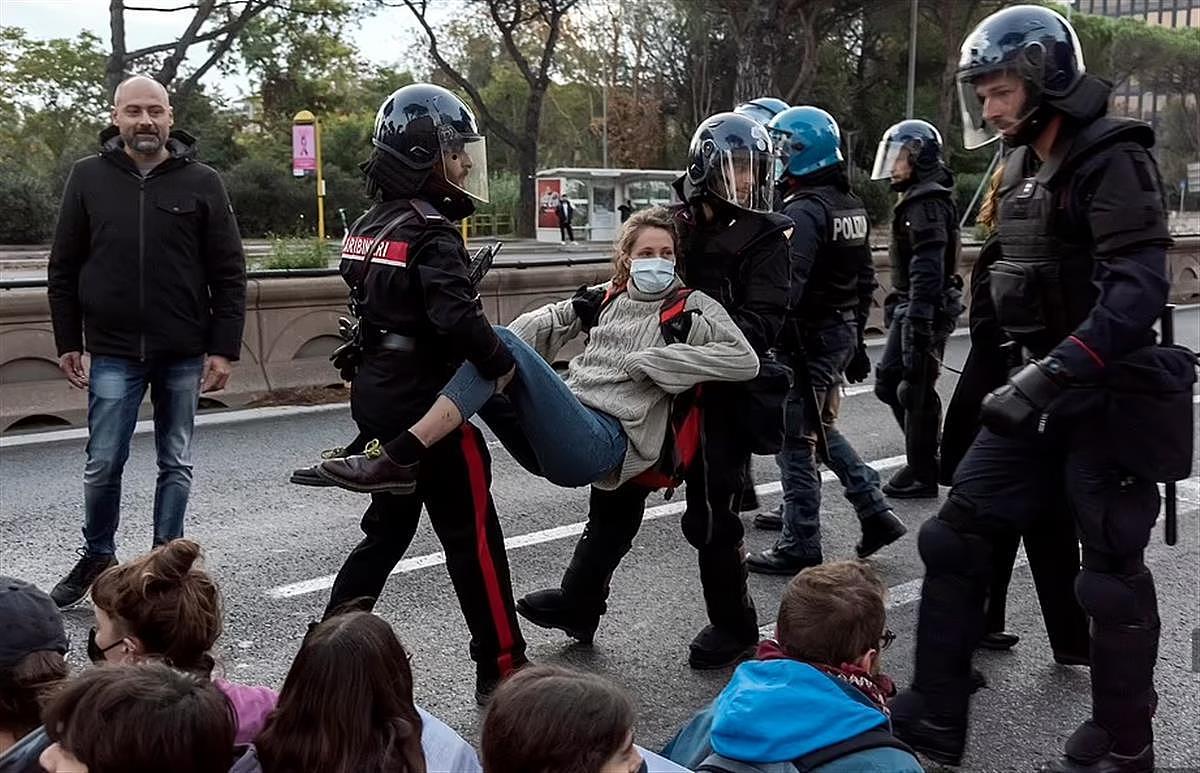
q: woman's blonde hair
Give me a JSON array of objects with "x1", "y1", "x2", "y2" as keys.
[
  {"x1": 610, "y1": 206, "x2": 679, "y2": 287},
  {"x1": 976, "y1": 162, "x2": 1006, "y2": 235}
]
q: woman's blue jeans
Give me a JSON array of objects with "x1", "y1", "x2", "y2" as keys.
[{"x1": 441, "y1": 327, "x2": 626, "y2": 487}]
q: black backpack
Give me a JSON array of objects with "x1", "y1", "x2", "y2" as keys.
[{"x1": 694, "y1": 728, "x2": 915, "y2": 773}]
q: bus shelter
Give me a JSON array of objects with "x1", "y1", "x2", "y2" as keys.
[{"x1": 535, "y1": 167, "x2": 683, "y2": 243}]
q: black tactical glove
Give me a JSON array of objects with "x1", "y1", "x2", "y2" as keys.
[
  {"x1": 330, "y1": 315, "x2": 362, "y2": 382},
  {"x1": 904, "y1": 317, "x2": 933, "y2": 383},
  {"x1": 845, "y1": 343, "x2": 871, "y2": 384},
  {"x1": 571, "y1": 285, "x2": 607, "y2": 331},
  {"x1": 981, "y1": 358, "x2": 1069, "y2": 436}
]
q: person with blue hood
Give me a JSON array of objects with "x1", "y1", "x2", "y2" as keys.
[{"x1": 662, "y1": 561, "x2": 920, "y2": 773}]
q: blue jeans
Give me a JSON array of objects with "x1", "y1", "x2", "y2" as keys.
[
  {"x1": 440, "y1": 327, "x2": 626, "y2": 487},
  {"x1": 83, "y1": 355, "x2": 204, "y2": 556},
  {"x1": 776, "y1": 318, "x2": 889, "y2": 559}
]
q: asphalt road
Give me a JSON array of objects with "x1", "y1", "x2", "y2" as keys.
[{"x1": 2, "y1": 312, "x2": 1198, "y2": 772}]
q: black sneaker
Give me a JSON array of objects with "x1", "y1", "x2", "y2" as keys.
[
  {"x1": 688, "y1": 624, "x2": 757, "y2": 670},
  {"x1": 753, "y1": 504, "x2": 783, "y2": 531},
  {"x1": 515, "y1": 588, "x2": 600, "y2": 645},
  {"x1": 50, "y1": 550, "x2": 118, "y2": 609},
  {"x1": 855, "y1": 509, "x2": 908, "y2": 558}
]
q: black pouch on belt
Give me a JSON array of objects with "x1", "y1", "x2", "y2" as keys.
[{"x1": 1102, "y1": 344, "x2": 1197, "y2": 482}]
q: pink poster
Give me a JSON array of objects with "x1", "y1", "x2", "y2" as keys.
[{"x1": 292, "y1": 124, "x2": 316, "y2": 175}]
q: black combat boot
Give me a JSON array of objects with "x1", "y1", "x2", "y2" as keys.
[
  {"x1": 516, "y1": 588, "x2": 601, "y2": 645},
  {"x1": 855, "y1": 509, "x2": 908, "y2": 558}
]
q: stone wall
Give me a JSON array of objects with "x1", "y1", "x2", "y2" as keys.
[{"x1": 2, "y1": 239, "x2": 1196, "y2": 433}]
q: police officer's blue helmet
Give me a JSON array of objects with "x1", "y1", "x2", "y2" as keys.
[
  {"x1": 767, "y1": 106, "x2": 844, "y2": 180},
  {"x1": 734, "y1": 97, "x2": 790, "y2": 126}
]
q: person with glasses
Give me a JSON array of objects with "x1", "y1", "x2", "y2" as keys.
[{"x1": 663, "y1": 561, "x2": 922, "y2": 773}]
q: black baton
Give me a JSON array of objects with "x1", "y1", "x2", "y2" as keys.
[{"x1": 1162, "y1": 304, "x2": 1177, "y2": 546}]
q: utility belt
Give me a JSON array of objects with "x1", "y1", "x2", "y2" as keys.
[{"x1": 363, "y1": 328, "x2": 420, "y2": 353}]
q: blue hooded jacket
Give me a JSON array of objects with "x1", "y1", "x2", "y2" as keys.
[{"x1": 663, "y1": 660, "x2": 921, "y2": 773}]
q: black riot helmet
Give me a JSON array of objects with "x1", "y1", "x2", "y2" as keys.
[
  {"x1": 734, "y1": 97, "x2": 790, "y2": 127},
  {"x1": 684, "y1": 111, "x2": 777, "y2": 213},
  {"x1": 955, "y1": 4, "x2": 1086, "y2": 149},
  {"x1": 870, "y1": 119, "x2": 945, "y2": 191},
  {"x1": 366, "y1": 83, "x2": 489, "y2": 202}
]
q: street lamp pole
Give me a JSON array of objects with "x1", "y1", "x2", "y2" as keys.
[
  {"x1": 601, "y1": 81, "x2": 609, "y2": 168},
  {"x1": 906, "y1": 0, "x2": 919, "y2": 119}
]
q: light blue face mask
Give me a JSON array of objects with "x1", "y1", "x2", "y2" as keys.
[{"x1": 629, "y1": 257, "x2": 677, "y2": 294}]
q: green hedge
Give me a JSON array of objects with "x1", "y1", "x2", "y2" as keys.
[{"x1": 0, "y1": 169, "x2": 57, "y2": 243}]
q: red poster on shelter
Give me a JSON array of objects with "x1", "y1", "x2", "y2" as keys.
[{"x1": 537, "y1": 178, "x2": 562, "y2": 229}]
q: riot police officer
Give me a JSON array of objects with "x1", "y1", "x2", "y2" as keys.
[
  {"x1": 890, "y1": 7, "x2": 1192, "y2": 772},
  {"x1": 870, "y1": 119, "x2": 963, "y2": 498},
  {"x1": 320, "y1": 83, "x2": 526, "y2": 705},
  {"x1": 732, "y1": 94, "x2": 789, "y2": 514},
  {"x1": 515, "y1": 111, "x2": 790, "y2": 669},
  {"x1": 746, "y1": 106, "x2": 907, "y2": 575}
]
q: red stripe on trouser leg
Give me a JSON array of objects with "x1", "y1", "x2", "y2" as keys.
[{"x1": 459, "y1": 424, "x2": 516, "y2": 676}]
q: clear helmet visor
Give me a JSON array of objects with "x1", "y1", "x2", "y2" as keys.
[
  {"x1": 439, "y1": 127, "x2": 489, "y2": 202},
  {"x1": 957, "y1": 69, "x2": 1046, "y2": 150},
  {"x1": 708, "y1": 146, "x2": 776, "y2": 213},
  {"x1": 870, "y1": 137, "x2": 914, "y2": 181}
]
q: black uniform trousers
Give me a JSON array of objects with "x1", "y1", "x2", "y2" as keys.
[
  {"x1": 552, "y1": 383, "x2": 758, "y2": 642},
  {"x1": 941, "y1": 344, "x2": 1088, "y2": 653},
  {"x1": 914, "y1": 422, "x2": 1160, "y2": 752},
  {"x1": 325, "y1": 355, "x2": 526, "y2": 682},
  {"x1": 875, "y1": 305, "x2": 953, "y2": 485}
]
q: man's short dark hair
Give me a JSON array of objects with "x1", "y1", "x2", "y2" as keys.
[
  {"x1": 776, "y1": 561, "x2": 887, "y2": 666},
  {"x1": 482, "y1": 665, "x2": 634, "y2": 773},
  {"x1": 43, "y1": 662, "x2": 235, "y2": 773}
]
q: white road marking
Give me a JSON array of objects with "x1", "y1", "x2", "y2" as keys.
[
  {"x1": 0, "y1": 402, "x2": 350, "y2": 449},
  {"x1": 264, "y1": 454, "x2": 911, "y2": 599}
]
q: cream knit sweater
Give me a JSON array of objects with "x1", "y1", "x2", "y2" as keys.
[{"x1": 508, "y1": 278, "x2": 759, "y2": 489}]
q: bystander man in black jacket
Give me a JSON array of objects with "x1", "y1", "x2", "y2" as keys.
[{"x1": 46, "y1": 75, "x2": 245, "y2": 609}]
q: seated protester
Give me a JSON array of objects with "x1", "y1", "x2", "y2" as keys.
[
  {"x1": 0, "y1": 578, "x2": 70, "y2": 773},
  {"x1": 231, "y1": 610, "x2": 479, "y2": 773},
  {"x1": 38, "y1": 662, "x2": 235, "y2": 773},
  {"x1": 315, "y1": 206, "x2": 760, "y2": 494},
  {"x1": 87, "y1": 539, "x2": 276, "y2": 745},
  {"x1": 482, "y1": 665, "x2": 691, "y2": 773},
  {"x1": 663, "y1": 562, "x2": 922, "y2": 773}
]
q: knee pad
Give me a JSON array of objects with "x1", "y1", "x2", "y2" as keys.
[
  {"x1": 1075, "y1": 561, "x2": 1158, "y2": 628},
  {"x1": 918, "y1": 498, "x2": 994, "y2": 577}
]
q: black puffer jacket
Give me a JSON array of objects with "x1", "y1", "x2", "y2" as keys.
[{"x1": 48, "y1": 127, "x2": 246, "y2": 360}]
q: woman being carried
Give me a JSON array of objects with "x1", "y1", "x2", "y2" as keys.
[{"x1": 316, "y1": 206, "x2": 759, "y2": 494}]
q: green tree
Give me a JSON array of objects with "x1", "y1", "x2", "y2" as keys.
[{"x1": 404, "y1": 0, "x2": 582, "y2": 237}]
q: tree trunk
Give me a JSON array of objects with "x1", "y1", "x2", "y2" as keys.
[
  {"x1": 105, "y1": 0, "x2": 127, "y2": 99},
  {"x1": 515, "y1": 145, "x2": 538, "y2": 237},
  {"x1": 732, "y1": 0, "x2": 781, "y2": 104}
]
